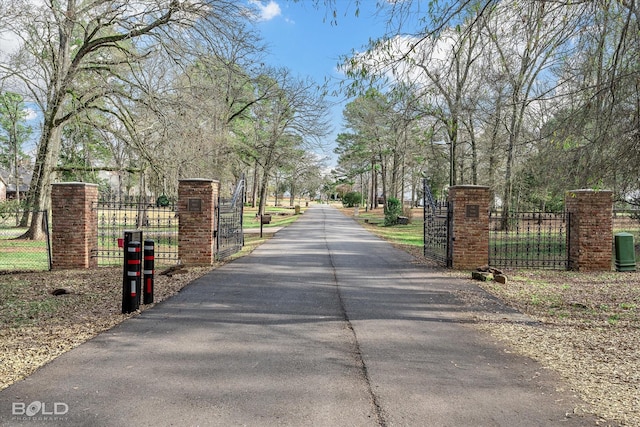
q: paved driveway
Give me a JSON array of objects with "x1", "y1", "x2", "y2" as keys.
[{"x1": 0, "y1": 205, "x2": 601, "y2": 426}]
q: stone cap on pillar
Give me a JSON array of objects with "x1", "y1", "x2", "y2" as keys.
[
  {"x1": 179, "y1": 178, "x2": 220, "y2": 184},
  {"x1": 52, "y1": 182, "x2": 99, "y2": 187},
  {"x1": 449, "y1": 185, "x2": 490, "y2": 189}
]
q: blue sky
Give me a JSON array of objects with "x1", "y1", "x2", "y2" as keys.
[
  {"x1": 3, "y1": 1, "x2": 396, "y2": 165},
  {"x1": 249, "y1": 0, "x2": 393, "y2": 166}
]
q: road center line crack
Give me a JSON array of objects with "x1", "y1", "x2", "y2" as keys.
[{"x1": 322, "y1": 210, "x2": 387, "y2": 427}]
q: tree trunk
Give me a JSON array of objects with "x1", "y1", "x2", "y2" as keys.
[
  {"x1": 380, "y1": 153, "x2": 388, "y2": 207},
  {"x1": 448, "y1": 117, "x2": 458, "y2": 186},
  {"x1": 370, "y1": 157, "x2": 376, "y2": 210},
  {"x1": 251, "y1": 162, "x2": 259, "y2": 208},
  {"x1": 487, "y1": 90, "x2": 503, "y2": 210},
  {"x1": 274, "y1": 174, "x2": 279, "y2": 207},
  {"x1": 500, "y1": 99, "x2": 524, "y2": 232},
  {"x1": 391, "y1": 148, "x2": 400, "y2": 200},
  {"x1": 289, "y1": 183, "x2": 295, "y2": 207},
  {"x1": 258, "y1": 166, "x2": 270, "y2": 216},
  {"x1": 22, "y1": 125, "x2": 62, "y2": 239}
]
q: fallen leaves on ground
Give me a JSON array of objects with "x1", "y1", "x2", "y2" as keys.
[
  {"x1": 0, "y1": 266, "x2": 213, "y2": 390},
  {"x1": 462, "y1": 270, "x2": 640, "y2": 427},
  {"x1": 0, "y1": 236, "x2": 272, "y2": 392}
]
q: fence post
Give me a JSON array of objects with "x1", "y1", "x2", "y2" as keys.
[
  {"x1": 447, "y1": 186, "x2": 490, "y2": 270},
  {"x1": 143, "y1": 240, "x2": 155, "y2": 304},
  {"x1": 178, "y1": 179, "x2": 219, "y2": 265},
  {"x1": 565, "y1": 189, "x2": 613, "y2": 271},
  {"x1": 51, "y1": 182, "x2": 98, "y2": 269},
  {"x1": 122, "y1": 235, "x2": 142, "y2": 314}
]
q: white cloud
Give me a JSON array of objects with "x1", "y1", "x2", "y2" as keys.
[
  {"x1": 249, "y1": 0, "x2": 281, "y2": 21},
  {"x1": 23, "y1": 107, "x2": 38, "y2": 121}
]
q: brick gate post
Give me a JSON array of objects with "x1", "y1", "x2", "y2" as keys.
[
  {"x1": 178, "y1": 179, "x2": 220, "y2": 266},
  {"x1": 448, "y1": 185, "x2": 490, "y2": 270},
  {"x1": 51, "y1": 182, "x2": 99, "y2": 269},
  {"x1": 565, "y1": 190, "x2": 613, "y2": 271}
]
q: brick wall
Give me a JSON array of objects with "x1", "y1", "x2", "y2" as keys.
[
  {"x1": 565, "y1": 190, "x2": 613, "y2": 271},
  {"x1": 51, "y1": 183, "x2": 98, "y2": 269},
  {"x1": 178, "y1": 179, "x2": 219, "y2": 266},
  {"x1": 448, "y1": 186, "x2": 490, "y2": 270}
]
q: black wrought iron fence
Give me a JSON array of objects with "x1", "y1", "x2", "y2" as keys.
[
  {"x1": 0, "y1": 210, "x2": 51, "y2": 271},
  {"x1": 422, "y1": 178, "x2": 452, "y2": 267},
  {"x1": 216, "y1": 175, "x2": 245, "y2": 260},
  {"x1": 489, "y1": 211, "x2": 569, "y2": 269},
  {"x1": 95, "y1": 197, "x2": 178, "y2": 266}
]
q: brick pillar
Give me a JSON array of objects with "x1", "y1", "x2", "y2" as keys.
[
  {"x1": 565, "y1": 190, "x2": 613, "y2": 271},
  {"x1": 51, "y1": 182, "x2": 98, "y2": 269},
  {"x1": 178, "y1": 179, "x2": 219, "y2": 266},
  {"x1": 448, "y1": 185, "x2": 490, "y2": 270}
]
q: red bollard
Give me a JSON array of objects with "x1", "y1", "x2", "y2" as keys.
[
  {"x1": 122, "y1": 240, "x2": 142, "y2": 314},
  {"x1": 143, "y1": 240, "x2": 154, "y2": 305}
]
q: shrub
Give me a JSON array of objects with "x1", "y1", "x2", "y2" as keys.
[
  {"x1": 156, "y1": 194, "x2": 170, "y2": 207},
  {"x1": 342, "y1": 191, "x2": 362, "y2": 208},
  {"x1": 384, "y1": 197, "x2": 403, "y2": 226}
]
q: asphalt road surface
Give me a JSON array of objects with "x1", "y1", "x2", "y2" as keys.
[{"x1": 0, "y1": 205, "x2": 603, "y2": 426}]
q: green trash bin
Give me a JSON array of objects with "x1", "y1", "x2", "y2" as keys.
[{"x1": 614, "y1": 232, "x2": 636, "y2": 272}]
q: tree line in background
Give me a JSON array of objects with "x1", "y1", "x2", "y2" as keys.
[
  {"x1": 3, "y1": 0, "x2": 640, "y2": 239},
  {"x1": 0, "y1": 0, "x2": 331, "y2": 238},
  {"x1": 333, "y1": 0, "x2": 640, "y2": 219}
]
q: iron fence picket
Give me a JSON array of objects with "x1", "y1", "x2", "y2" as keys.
[
  {"x1": 216, "y1": 176, "x2": 245, "y2": 260},
  {"x1": 95, "y1": 198, "x2": 178, "y2": 266},
  {"x1": 422, "y1": 178, "x2": 451, "y2": 267},
  {"x1": 489, "y1": 211, "x2": 569, "y2": 269}
]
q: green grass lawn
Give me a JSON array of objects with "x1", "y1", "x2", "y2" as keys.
[
  {"x1": 243, "y1": 205, "x2": 307, "y2": 229},
  {"x1": 347, "y1": 207, "x2": 423, "y2": 247},
  {"x1": 0, "y1": 238, "x2": 50, "y2": 271},
  {"x1": 364, "y1": 221, "x2": 424, "y2": 246}
]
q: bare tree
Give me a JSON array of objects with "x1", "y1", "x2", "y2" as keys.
[
  {"x1": 236, "y1": 68, "x2": 331, "y2": 215},
  {"x1": 410, "y1": 20, "x2": 484, "y2": 187},
  {"x1": 0, "y1": 0, "x2": 256, "y2": 238},
  {"x1": 478, "y1": 2, "x2": 588, "y2": 225}
]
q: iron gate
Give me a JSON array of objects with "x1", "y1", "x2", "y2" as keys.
[
  {"x1": 489, "y1": 211, "x2": 569, "y2": 269},
  {"x1": 95, "y1": 196, "x2": 179, "y2": 266},
  {"x1": 423, "y1": 179, "x2": 452, "y2": 267},
  {"x1": 216, "y1": 175, "x2": 245, "y2": 260}
]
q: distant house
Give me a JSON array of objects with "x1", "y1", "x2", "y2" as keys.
[
  {"x1": 0, "y1": 167, "x2": 32, "y2": 201},
  {"x1": 0, "y1": 175, "x2": 6, "y2": 201}
]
